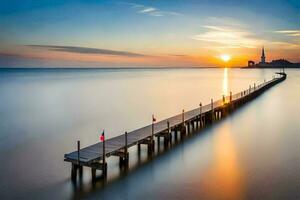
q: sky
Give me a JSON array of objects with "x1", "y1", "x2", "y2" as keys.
[{"x1": 0, "y1": 0, "x2": 300, "y2": 68}]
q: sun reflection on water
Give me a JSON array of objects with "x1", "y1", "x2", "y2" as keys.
[
  {"x1": 200, "y1": 124, "x2": 245, "y2": 200},
  {"x1": 223, "y1": 68, "x2": 229, "y2": 96}
]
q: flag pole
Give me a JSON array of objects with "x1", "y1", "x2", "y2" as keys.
[
  {"x1": 102, "y1": 130, "x2": 105, "y2": 166},
  {"x1": 152, "y1": 114, "x2": 155, "y2": 152},
  {"x1": 152, "y1": 114, "x2": 154, "y2": 140}
]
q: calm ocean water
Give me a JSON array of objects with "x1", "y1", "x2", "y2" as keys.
[{"x1": 0, "y1": 68, "x2": 299, "y2": 199}]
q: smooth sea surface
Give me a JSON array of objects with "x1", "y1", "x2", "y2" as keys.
[{"x1": 0, "y1": 68, "x2": 299, "y2": 200}]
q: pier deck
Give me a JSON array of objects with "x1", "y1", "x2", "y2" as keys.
[{"x1": 64, "y1": 73, "x2": 286, "y2": 180}]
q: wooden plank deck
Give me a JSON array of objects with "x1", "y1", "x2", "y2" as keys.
[{"x1": 64, "y1": 74, "x2": 286, "y2": 166}]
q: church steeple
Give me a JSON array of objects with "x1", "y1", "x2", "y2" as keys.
[{"x1": 261, "y1": 46, "x2": 266, "y2": 63}]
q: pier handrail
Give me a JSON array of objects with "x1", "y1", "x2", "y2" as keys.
[{"x1": 64, "y1": 72, "x2": 286, "y2": 180}]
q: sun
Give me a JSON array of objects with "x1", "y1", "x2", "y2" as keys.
[{"x1": 220, "y1": 54, "x2": 231, "y2": 62}]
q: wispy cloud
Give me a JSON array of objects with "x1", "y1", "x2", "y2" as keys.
[
  {"x1": 26, "y1": 45, "x2": 146, "y2": 57},
  {"x1": 121, "y1": 2, "x2": 181, "y2": 17},
  {"x1": 275, "y1": 30, "x2": 300, "y2": 37},
  {"x1": 191, "y1": 25, "x2": 264, "y2": 48}
]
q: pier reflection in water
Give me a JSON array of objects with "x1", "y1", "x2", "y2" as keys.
[
  {"x1": 1, "y1": 68, "x2": 300, "y2": 200},
  {"x1": 71, "y1": 68, "x2": 272, "y2": 200},
  {"x1": 198, "y1": 67, "x2": 244, "y2": 199}
]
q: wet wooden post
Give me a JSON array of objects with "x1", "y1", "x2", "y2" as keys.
[
  {"x1": 174, "y1": 128, "x2": 178, "y2": 142},
  {"x1": 71, "y1": 164, "x2": 77, "y2": 181},
  {"x1": 77, "y1": 141, "x2": 83, "y2": 177},
  {"x1": 164, "y1": 121, "x2": 170, "y2": 147},
  {"x1": 211, "y1": 98, "x2": 214, "y2": 121},
  {"x1": 137, "y1": 143, "x2": 141, "y2": 153},
  {"x1": 125, "y1": 131, "x2": 128, "y2": 155},
  {"x1": 77, "y1": 140, "x2": 80, "y2": 165},
  {"x1": 152, "y1": 114, "x2": 154, "y2": 139},
  {"x1": 91, "y1": 168, "x2": 96, "y2": 182},
  {"x1": 167, "y1": 121, "x2": 171, "y2": 145},
  {"x1": 151, "y1": 115, "x2": 155, "y2": 152},
  {"x1": 102, "y1": 130, "x2": 107, "y2": 177},
  {"x1": 102, "y1": 131, "x2": 105, "y2": 165},
  {"x1": 124, "y1": 131, "x2": 129, "y2": 166},
  {"x1": 199, "y1": 102, "x2": 202, "y2": 127},
  {"x1": 254, "y1": 83, "x2": 256, "y2": 90},
  {"x1": 151, "y1": 115, "x2": 156, "y2": 152},
  {"x1": 181, "y1": 109, "x2": 186, "y2": 137},
  {"x1": 71, "y1": 141, "x2": 80, "y2": 181},
  {"x1": 229, "y1": 92, "x2": 233, "y2": 112}
]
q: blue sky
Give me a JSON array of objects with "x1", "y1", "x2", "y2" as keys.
[{"x1": 0, "y1": 0, "x2": 299, "y2": 67}]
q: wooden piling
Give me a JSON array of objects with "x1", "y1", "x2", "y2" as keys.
[
  {"x1": 79, "y1": 165, "x2": 83, "y2": 177},
  {"x1": 167, "y1": 121, "x2": 171, "y2": 145},
  {"x1": 124, "y1": 131, "x2": 129, "y2": 166},
  {"x1": 102, "y1": 131, "x2": 105, "y2": 165},
  {"x1": 125, "y1": 131, "x2": 128, "y2": 155},
  {"x1": 71, "y1": 163, "x2": 77, "y2": 181},
  {"x1": 152, "y1": 115, "x2": 154, "y2": 142},
  {"x1": 181, "y1": 109, "x2": 186, "y2": 136},
  {"x1": 77, "y1": 140, "x2": 80, "y2": 165},
  {"x1": 91, "y1": 168, "x2": 96, "y2": 182},
  {"x1": 211, "y1": 98, "x2": 214, "y2": 121},
  {"x1": 151, "y1": 115, "x2": 155, "y2": 152},
  {"x1": 173, "y1": 129, "x2": 176, "y2": 142},
  {"x1": 199, "y1": 102, "x2": 202, "y2": 127},
  {"x1": 102, "y1": 130, "x2": 107, "y2": 176}
]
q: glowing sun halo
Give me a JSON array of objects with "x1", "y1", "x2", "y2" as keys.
[{"x1": 220, "y1": 54, "x2": 231, "y2": 62}]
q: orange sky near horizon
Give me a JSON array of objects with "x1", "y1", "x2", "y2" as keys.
[
  {"x1": 1, "y1": 1, "x2": 300, "y2": 68},
  {"x1": 2, "y1": 44, "x2": 299, "y2": 68}
]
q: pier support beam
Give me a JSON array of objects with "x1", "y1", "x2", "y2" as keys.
[
  {"x1": 211, "y1": 99, "x2": 214, "y2": 122},
  {"x1": 71, "y1": 164, "x2": 78, "y2": 181},
  {"x1": 91, "y1": 168, "x2": 96, "y2": 182}
]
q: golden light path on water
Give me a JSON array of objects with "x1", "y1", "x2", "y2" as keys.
[
  {"x1": 223, "y1": 68, "x2": 229, "y2": 96},
  {"x1": 201, "y1": 123, "x2": 245, "y2": 200},
  {"x1": 199, "y1": 68, "x2": 245, "y2": 200}
]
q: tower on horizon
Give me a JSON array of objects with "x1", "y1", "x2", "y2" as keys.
[{"x1": 261, "y1": 47, "x2": 266, "y2": 63}]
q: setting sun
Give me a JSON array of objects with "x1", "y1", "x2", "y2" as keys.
[{"x1": 220, "y1": 54, "x2": 231, "y2": 62}]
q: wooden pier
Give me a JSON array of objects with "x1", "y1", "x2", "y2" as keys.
[{"x1": 64, "y1": 73, "x2": 286, "y2": 181}]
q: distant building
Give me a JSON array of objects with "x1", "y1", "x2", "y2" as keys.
[
  {"x1": 260, "y1": 47, "x2": 266, "y2": 64},
  {"x1": 246, "y1": 47, "x2": 300, "y2": 68}
]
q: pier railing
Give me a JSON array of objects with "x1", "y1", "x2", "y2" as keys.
[{"x1": 64, "y1": 73, "x2": 286, "y2": 181}]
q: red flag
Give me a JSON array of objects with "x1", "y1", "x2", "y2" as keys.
[
  {"x1": 152, "y1": 115, "x2": 156, "y2": 123},
  {"x1": 100, "y1": 130, "x2": 105, "y2": 142}
]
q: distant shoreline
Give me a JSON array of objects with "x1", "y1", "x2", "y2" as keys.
[
  {"x1": 241, "y1": 66, "x2": 300, "y2": 69},
  {"x1": 0, "y1": 66, "x2": 299, "y2": 70},
  {"x1": 0, "y1": 67, "x2": 231, "y2": 70}
]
